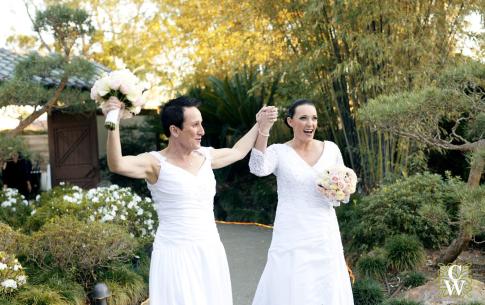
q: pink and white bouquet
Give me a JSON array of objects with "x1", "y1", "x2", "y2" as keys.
[
  {"x1": 316, "y1": 165, "x2": 357, "y2": 205},
  {"x1": 90, "y1": 69, "x2": 146, "y2": 130}
]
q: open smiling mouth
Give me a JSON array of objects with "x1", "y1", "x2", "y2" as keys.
[{"x1": 303, "y1": 129, "x2": 314, "y2": 135}]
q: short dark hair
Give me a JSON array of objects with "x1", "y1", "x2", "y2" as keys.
[
  {"x1": 285, "y1": 99, "x2": 316, "y2": 128},
  {"x1": 161, "y1": 96, "x2": 201, "y2": 137}
]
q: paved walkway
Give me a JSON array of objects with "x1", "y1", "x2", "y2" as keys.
[{"x1": 217, "y1": 223, "x2": 273, "y2": 305}]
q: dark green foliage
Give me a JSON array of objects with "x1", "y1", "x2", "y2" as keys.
[
  {"x1": 343, "y1": 172, "x2": 463, "y2": 252},
  {"x1": 215, "y1": 174, "x2": 277, "y2": 224},
  {"x1": 352, "y1": 278, "x2": 384, "y2": 305},
  {"x1": 21, "y1": 268, "x2": 85, "y2": 305},
  {"x1": 381, "y1": 299, "x2": 424, "y2": 305},
  {"x1": 14, "y1": 285, "x2": 71, "y2": 305},
  {"x1": 99, "y1": 266, "x2": 147, "y2": 305},
  {"x1": 189, "y1": 67, "x2": 281, "y2": 148},
  {"x1": 0, "y1": 296, "x2": 20, "y2": 305},
  {"x1": 356, "y1": 251, "x2": 387, "y2": 280},
  {"x1": 384, "y1": 235, "x2": 425, "y2": 272},
  {"x1": 401, "y1": 271, "x2": 427, "y2": 288}
]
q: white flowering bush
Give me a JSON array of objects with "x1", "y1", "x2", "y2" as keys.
[
  {"x1": 0, "y1": 251, "x2": 27, "y2": 295},
  {"x1": 84, "y1": 185, "x2": 157, "y2": 238},
  {"x1": 27, "y1": 183, "x2": 157, "y2": 238},
  {"x1": 0, "y1": 188, "x2": 31, "y2": 229}
]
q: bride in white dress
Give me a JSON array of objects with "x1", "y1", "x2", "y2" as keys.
[
  {"x1": 249, "y1": 99, "x2": 354, "y2": 305},
  {"x1": 104, "y1": 96, "x2": 277, "y2": 305}
]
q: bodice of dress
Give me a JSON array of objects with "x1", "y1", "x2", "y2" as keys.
[
  {"x1": 249, "y1": 141, "x2": 345, "y2": 249},
  {"x1": 147, "y1": 147, "x2": 218, "y2": 244}
]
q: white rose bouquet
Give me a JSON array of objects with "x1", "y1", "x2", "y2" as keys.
[
  {"x1": 90, "y1": 69, "x2": 146, "y2": 130},
  {"x1": 316, "y1": 165, "x2": 357, "y2": 206},
  {"x1": 0, "y1": 251, "x2": 27, "y2": 295}
]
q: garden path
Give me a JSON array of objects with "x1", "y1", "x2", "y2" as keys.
[{"x1": 218, "y1": 223, "x2": 273, "y2": 305}]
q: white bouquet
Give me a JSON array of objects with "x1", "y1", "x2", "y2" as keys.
[
  {"x1": 316, "y1": 165, "x2": 357, "y2": 206},
  {"x1": 90, "y1": 69, "x2": 146, "y2": 130},
  {"x1": 0, "y1": 251, "x2": 27, "y2": 295}
]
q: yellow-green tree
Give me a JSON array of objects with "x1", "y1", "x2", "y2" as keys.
[
  {"x1": 254, "y1": 0, "x2": 484, "y2": 187},
  {"x1": 37, "y1": 0, "x2": 287, "y2": 89}
]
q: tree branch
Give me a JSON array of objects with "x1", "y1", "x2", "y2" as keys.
[
  {"x1": 23, "y1": 0, "x2": 52, "y2": 53},
  {"x1": 377, "y1": 126, "x2": 484, "y2": 152},
  {"x1": 451, "y1": 116, "x2": 470, "y2": 144},
  {"x1": 6, "y1": 75, "x2": 68, "y2": 137}
]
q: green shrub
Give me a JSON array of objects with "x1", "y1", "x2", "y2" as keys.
[
  {"x1": 346, "y1": 172, "x2": 462, "y2": 252},
  {"x1": 401, "y1": 271, "x2": 427, "y2": 288},
  {"x1": 356, "y1": 250, "x2": 387, "y2": 280},
  {"x1": 384, "y1": 235, "x2": 425, "y2": 272},
  {"x1": 352, "y1": 278, "x2": 384, "y2": 305},
  {"x1": 15, "y1": 285, "x2": 69, "y2": 305},
  {"x1": 0, "y1": 296, "x2": 20, "y2": 305},
  {"x1": 24, "y1": 269, "x2": 84, "y2": 305},
  {"x1": 24, "y1": 216, "x2": 137, "y2": 288},
  {"x1": 99, "y1": 266, "x2": 147, "y2": 305},
  {"x1": 26, "y1": 184, "x2": 85, "y2": 232},
  {"x1": 0, "y1": 188, "x2": 32, "y2": 229},
  {"x1": 0, "y1": 223, "x2": 24, "y2": 254},
  {"x1": 381, "y1": 299, "x2": 423, "y2": 305}
]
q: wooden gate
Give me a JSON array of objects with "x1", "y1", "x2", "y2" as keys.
[{"x1": 48, "y1": 111, "x2": 100, "y2": 188}]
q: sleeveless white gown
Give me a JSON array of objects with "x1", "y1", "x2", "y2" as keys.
[
  {"x1": 249, "y1": 141, "x2": 354, "y2": 305},
  {"x1": 146, "y1": 147, "x2": 232, "y2": 305}
]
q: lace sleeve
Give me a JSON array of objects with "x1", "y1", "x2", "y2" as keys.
[{"x1": 249, "y1": 145, "x2": 278, "y2": 177}]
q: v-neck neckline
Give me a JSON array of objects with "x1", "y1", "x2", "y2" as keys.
[
  {"x1": 158, "y1": 151, "x2": 207, "y2": 177},
  {"x1": 285, "y1": 141, "x2": 326, "y2": 168}
]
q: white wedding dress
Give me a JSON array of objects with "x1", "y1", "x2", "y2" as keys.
[
  {"x1": 146, "y1": 147, "x2": 232, "y2": 305},
  {"x1": 249, "y1": 141, "x2": 354, "y2": 305}
]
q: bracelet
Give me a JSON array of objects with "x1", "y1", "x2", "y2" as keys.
[{"x1": 258, "y1": 128, "x2": 270, "y2": 137}]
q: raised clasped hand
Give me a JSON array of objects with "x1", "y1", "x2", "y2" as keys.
[{"x1": 256, "y1": 106, "x2": 278, "y2": 134}]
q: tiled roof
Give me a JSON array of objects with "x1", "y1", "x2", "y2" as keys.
[{"x1": 0, "y1": 48, "x2": 110, "y2": 90}]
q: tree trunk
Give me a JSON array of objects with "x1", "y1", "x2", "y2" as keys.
[
  {"x1": 437, "y1": 152, "x2": 484, "y2": 264},
  {"x1": 466, "y1": 152, "x2": 484, "y2": 188}
]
